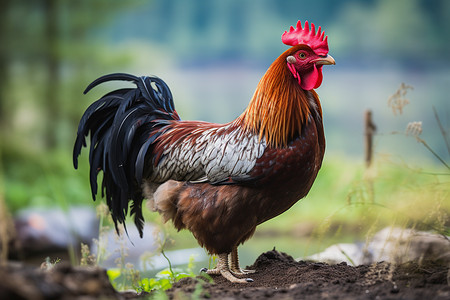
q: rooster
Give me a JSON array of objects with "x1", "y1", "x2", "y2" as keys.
[{"x1": 74, "y1": 20, "x2": 334, "y2": 283}]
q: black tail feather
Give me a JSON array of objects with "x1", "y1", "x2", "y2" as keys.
[
  {"x1": 83, "y1": 73, "x2": 140, "y2": 94},
  {"x1": 74, "y1": 73, "x2": 179, "y2": 237}
]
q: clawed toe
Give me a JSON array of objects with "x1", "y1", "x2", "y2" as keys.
[
  {"x1": 202, "y1": 267, "x2": 252, "y2": 283},
  {"x1": 221, "y1": 269, "x2": 252, "y2": 283},
  {"x1": 205, "y1": 253, "x2": 254, "y2": 283},
  {"x1": 231, "y1": 268, "x2": 256, "y2": 276}
]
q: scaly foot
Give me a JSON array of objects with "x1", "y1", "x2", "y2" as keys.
[
  {"x1": 201, "y1": 253, "x2": 253, "y2": 283},
  {"x1": 229, "y1": 246, "x2": 256, "y2": 276}
]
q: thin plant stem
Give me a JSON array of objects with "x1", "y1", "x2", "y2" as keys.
[
  {"x1": 379, "y1": 131, "x2": 450, "y2": 170},
  {"x1": 433, "y1": 106, "x2": 450, "y2": 156},
  {"x1": 336, "y1": 244, "x2": 356, "y2": 266},
  {"x1": 161, "y1": 248, "x2": 175, "y2": 282},
  {"x1": 416, "y1": 137, "x2": 450, "y2": 170}
]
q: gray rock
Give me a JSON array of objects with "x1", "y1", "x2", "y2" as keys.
[
  {"x1": 14, "y1": 206, "x2": 99, "y2": 254},
  {"x1": 304, "y1": 227, "x2": 450, "y2": 266}
]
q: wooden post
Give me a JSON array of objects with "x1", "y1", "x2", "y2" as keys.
[{"x1": 364, "y1": 110, "x2": 376, "y2": 167}]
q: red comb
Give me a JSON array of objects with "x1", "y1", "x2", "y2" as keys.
[{"x1": 282, "y1": 20, "x2": 329, "y2": 56}]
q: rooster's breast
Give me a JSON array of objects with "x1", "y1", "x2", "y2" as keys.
[{"x1": 249, "y1": 119, "x2": 325, "y2": 223}]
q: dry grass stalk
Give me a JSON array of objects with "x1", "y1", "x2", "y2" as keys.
[
  {"x1": 80, "y1": 243, "x2": 96, "y2": 266},
  {"x1": 406, "y1": 121, "x2": 423, "y2": 137},
  {"x1": 387, "y1": 83, "x2": 413, "y2": 116}
]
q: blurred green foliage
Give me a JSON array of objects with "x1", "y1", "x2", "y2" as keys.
[
  {"x1": 2, "y1": 147, "x2": 91, "y2": 212},
  {"x1": 0, "y1": 0, "x2": 142, "y2": 149}
]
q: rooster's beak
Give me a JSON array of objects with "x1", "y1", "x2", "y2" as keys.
[{"x1": 313, "y1": 55, "x2": 335, "y2": 65}]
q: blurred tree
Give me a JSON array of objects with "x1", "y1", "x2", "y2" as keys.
[
  {"x1": 0, "y1": 0, "x2": 143, "y2": 149},
  {"x1": 43, "y1": 0, "x2": 60, "y2": 148},
  {"x1": 0, "y1": 0, "x2": 12, "y2": 130}
]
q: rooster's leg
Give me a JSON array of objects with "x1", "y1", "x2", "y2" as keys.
[
  {"x1": 229, "y1": 246, "x2": 255, "y2": 275},
  {"x1": 203, "y1": 253, "x2": 253, "y2": 283}
]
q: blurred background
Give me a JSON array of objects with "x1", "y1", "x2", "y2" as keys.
[{"x1": 0, "y1": 0, "x2": 449, "y2": 279}]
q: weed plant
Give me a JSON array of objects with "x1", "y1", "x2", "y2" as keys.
[{"x1": 77, "y1": 203, "x2": 211, "y2": 296}]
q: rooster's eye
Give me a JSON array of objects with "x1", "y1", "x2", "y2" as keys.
[{"x1": 298, "y1": 52, "x2": 307, "y2": 59}]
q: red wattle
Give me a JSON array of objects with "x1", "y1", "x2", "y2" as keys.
[{"x1": 300, "y1": 64, "x2": 322, "y2": 91}]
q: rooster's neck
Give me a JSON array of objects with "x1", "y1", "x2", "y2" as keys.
[{"x1": 237, "y1": 53, "x2": 320, "y2": 148}]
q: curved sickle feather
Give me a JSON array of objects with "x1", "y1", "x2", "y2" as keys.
[{"x1": 84, "y1": 73, "x2": 140, "y2": 94}]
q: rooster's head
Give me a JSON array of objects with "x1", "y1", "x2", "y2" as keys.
[{"x1": 282, "y1": 20, "x2": 335, "y2": 90}]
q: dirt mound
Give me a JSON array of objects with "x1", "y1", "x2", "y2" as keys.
[{"x1": 168, "y1": 249, "x2": 450, "y2": 299}]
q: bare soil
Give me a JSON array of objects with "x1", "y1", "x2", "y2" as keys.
[
  {"x1": 168, "y1": 249, "x2": 449, "y2": 300},
  {"x1": 1, "y1": 249, "x2": 449, "y2": 299}
]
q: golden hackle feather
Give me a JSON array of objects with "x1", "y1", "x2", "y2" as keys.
[{"x1": 237, "y1": 45, "x2": 316, "y2": 148}]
